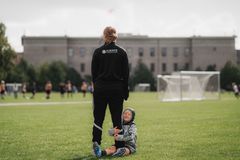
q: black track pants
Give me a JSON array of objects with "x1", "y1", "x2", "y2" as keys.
[{"x1": 92, "y1": 94, "x2": 124, "y2": 148}]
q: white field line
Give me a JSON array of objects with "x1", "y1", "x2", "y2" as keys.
[{"x1": 0, "y1": 101, "x2": 92, "y2": 107}]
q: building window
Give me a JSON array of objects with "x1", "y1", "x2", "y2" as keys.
[
  {"x1": 68, "y1": 48, "x2": 74, "y2": 57},
  {"x1": 173, "y1": 47, "x2": 179, "y2": 57},
  {"x1": 138, "y1": 48, "x2": 144, "y2": 57},
  {"x1": 150, "y1": 63, "x2": 155, "y2": 72},
  {"x1": 161, "y1": 47, "x2": 167, "y2": 57},
  {"x1": 184, "y1": 47, "x2": 190, "y2": 57},
  {"x1": 185, "y1": 63, "x2": 189, "y2": 70},
  {"x1": 80, "y1": 47, "x2": 86, "y2": 57},
  {"x1": 80, "y1": 63, "x2": 85, "y2": 72},
  {"x1": 174, "y1": 63, "x2": 178, "y2": 71},
  {"x1": 150, "y1": 48, "x2": 155, "y2": 57},
  {"x1": 162, "y1": 63, "x2": 167, "y2": 72},
  {"x1": 126, "y1": 47, "x2": 133, "y2": 58}
]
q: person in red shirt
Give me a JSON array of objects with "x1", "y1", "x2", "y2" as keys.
[
  {"x1": 0, "y1": 80, "x2": 6, "y2": 99},
  {"x1": 45, "y1": 81, "x2": 52, "y2": 99}
]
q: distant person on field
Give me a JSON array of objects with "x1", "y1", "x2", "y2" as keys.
[
  {"x1": 59, "y1": 82, "x2": 66, "y2": 98},
  {"x1": 81, "y1": 80, "x2": 88, "y2": 98},
  {"x1": 0, "y1": 80, "x2": 6, "y2": 99},
  {"x1": 66, "y1": 80, "x2": 73, "y2": 98},
  {"x1": 13, "y1": 83, "x2": 18, "y2": 99},
  {"x1": 21, "y1": 82, "x2": 27, "y2": 98},
  {"x1": 72, "y1": 85, "x2": 78, "y2": 93},
  {"x1": 232, "y1": 82, "x2": 239, "y2": 99},
  {"x1": 45, "y1": 81, "x2": 52, "y2": 99},
  {"x1": 88, "y1": 82, "x2": 94, "y2": 94},
  {"x1": 30, "y1": 82, "x2": 37, "y2": 99}
]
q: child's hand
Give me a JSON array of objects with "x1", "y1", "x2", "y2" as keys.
[
  {"x1": 114, "y1": 134, "x2": 119, "y2": 140},
  {"x1": 114, "y1": 134, "x2": 123, "y2": 141},
  {"x1": 108, "y1": 127, "x2": 121, "y2": 136},
  {"x1": 114, "y1": 127, "x2": 121, "y2": 134}
]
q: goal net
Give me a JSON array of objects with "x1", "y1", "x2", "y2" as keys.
[{"x1": 157, "y1": 71, "x2": 220, "y2": 102}]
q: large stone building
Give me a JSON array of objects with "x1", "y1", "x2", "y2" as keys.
[{"x1": 22, "y1": 34, "x2": 236, "y2": 77}]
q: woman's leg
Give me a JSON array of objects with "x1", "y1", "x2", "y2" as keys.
[
  {"x1": 108, "y1": 95, "x2": 124, "y2": 148},
  {"x1": 92, "y1": 94, "x2": 108, "y2": 145}
]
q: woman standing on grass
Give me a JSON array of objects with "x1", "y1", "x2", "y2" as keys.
[
  {"x1": 66, "y1": 80, "x2": 73, "y2": 98},
  {"x1": 232, "y1": 82, "x2": 239, "y2": 99},
  {"x1": 80, "y1": 80, "x2": 88, "y2": 98},
  {"x1": 0, "y1": 80, "x2": 6, "y2": 99},
  {"x1": 21, "y1": 82, "x2": 27, "y2": 98},
  {"x1": 91, "y1": 26, "x2": 129, "y2": 157},
  {"x1": 45, "y1": 81, "x2": 52, "y2": 99}
]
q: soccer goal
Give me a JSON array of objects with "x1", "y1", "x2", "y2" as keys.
[{"x1": 157, "y1": 71, "x2": 220, "y2": 102}]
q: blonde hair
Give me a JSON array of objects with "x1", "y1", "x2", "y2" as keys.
[{"x1": 103, "y1": 26, "x2": 118, "y2": 44}]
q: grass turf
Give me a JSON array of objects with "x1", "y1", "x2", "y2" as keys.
[{"x1": 0, "y1": 92, "x2": 240, "y2": 160}]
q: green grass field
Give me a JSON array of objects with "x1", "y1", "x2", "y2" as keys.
[{"x1": 0, "y1": 92, "x2": 240, "y2": 160}]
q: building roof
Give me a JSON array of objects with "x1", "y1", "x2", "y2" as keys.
[{"x1": 22, "y1": 34, "x2": 236, "y2": 44}]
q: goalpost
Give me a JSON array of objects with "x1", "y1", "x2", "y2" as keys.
[{"x1": 157, "y1": 71, "x2": 220, "y2": 102}]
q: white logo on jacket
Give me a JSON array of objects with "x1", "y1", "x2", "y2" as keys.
[
  {"x1": 102, "y1": 50, "x2": 106, "y2": 54},
  {"x1": 102, "y1": 49, "x2": 118, "y2": 54}
]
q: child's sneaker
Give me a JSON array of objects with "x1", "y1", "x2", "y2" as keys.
[
  {"x1": 92, "y1": 142, "x2": 102, "y2": 158},
  {"x1": 112, "y1": 147, "x2": 126, "y2": 157}
]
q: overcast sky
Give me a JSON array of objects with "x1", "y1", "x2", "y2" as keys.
[{"x1": 1, "y1": 0, "x2": 240, "y2": 52}]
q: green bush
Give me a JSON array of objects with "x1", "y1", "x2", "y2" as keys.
[
  {"x1": 220, "y1": 61, "x2": 240, "y2": 90},
  {"x1": 129, "y1": 61, "x2": 156, "y2": 91}
]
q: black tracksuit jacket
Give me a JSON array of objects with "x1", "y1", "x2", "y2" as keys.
[{"x1": 91, "y1": 42, "x2": 129, "y2": 99}]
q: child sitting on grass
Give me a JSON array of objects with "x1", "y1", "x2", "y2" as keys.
[{"x1": 94, "y1": 108, "x2": 137, "y2": 157}]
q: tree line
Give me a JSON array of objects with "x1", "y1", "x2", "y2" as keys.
[{"x1": 5, "y1": 59, "x2": 82, "y2": 91}]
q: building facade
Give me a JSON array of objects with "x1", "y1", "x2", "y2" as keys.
[
  {"x1": 22, "y1": 34, "x2": 236, "y2": 77},
  {"x1": 237, "y1": 50, "x2": 240, "y2": 65}
]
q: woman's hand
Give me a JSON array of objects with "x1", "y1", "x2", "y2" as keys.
[{"x1": 108, "y1": 127, "x2": 121, "y2": 136}]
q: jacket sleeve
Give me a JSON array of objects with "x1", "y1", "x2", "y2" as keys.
[
  {"x1": 116, "y1": 124, "x2": 137, "y2": 141},
  {"x1": 122, "y1": 51, "x2": 129, "y2": 100},
  {"x1": 91, "y1": 50, "x2": 99, "y2": 83}
]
